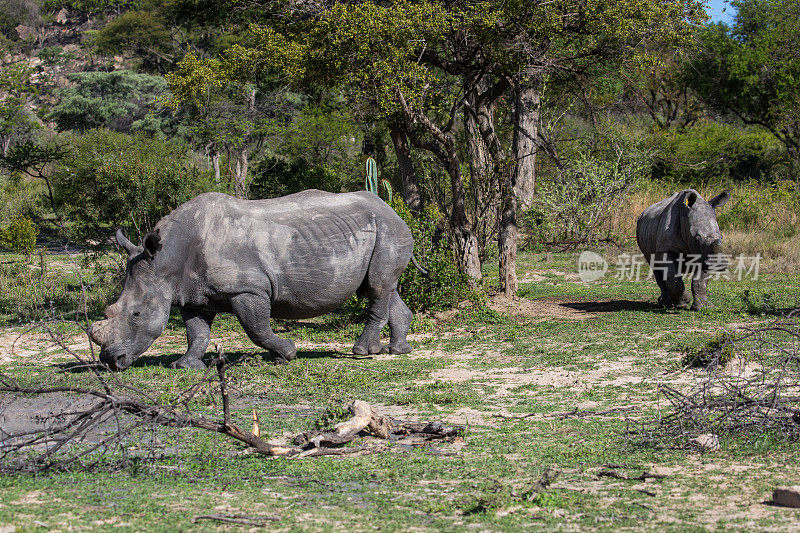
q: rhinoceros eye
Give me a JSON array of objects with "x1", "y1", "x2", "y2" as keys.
[{"x1": 132, "y1": 311, "x2": 141, "y2": 317}]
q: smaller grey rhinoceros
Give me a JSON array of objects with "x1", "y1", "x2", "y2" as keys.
[
  {"x1": 89, "y1": 190, "x2": 418, "y2": 371},
  {"x1": 636, "y1": 189, "x2": 730, "y2": 310}
]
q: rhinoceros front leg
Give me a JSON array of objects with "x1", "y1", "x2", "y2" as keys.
[
  {"x1": 230, "y1": 293, "x2": 297, "y2": 364},
  {"x1": 657, "y1": 255, "x2": 691, "y2": 309},
  {"x1": 387, "y1": 290, "x2": 412, "y2": 354},
  {"x1": 690, "y1": 270, "x2": 712, "y2": 310},
  {"x1": 172, "y1": 308, "x2": 215, "y2": 369}
]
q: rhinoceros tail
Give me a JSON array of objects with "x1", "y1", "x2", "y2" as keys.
[{"x1": 410, "y1": 254, "x2": 430, "y2": 278}]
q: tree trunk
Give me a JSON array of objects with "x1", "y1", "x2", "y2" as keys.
[
  {"x1": 207, "y1": 144, "x2": 221, "y2": 183},
  {"x1": 498, "y1": 160, "x2": 517, "y2": 299},
  {"x1": 470, "y1": 82, "x2": 518, "y2": 299},
  {"x1": 211, "y1": 151, "x2": 220, "y2": 184},
  {"x1": 395, "y1": 89, "x2": 481, "y2": 286},
  {"x1": 233, "y1": 147, "x2": 249, "y2": 198},
  {"x1": 512, "y1": 82, "x2": 541, "y2": 209},
  {"x1": 388, "y1": 122, "x2": 422, "y2": 212},
  {"x1": 464, "y1": 78, "x2": 495, "y2": 258},
  {"x1": 232, "y1": 88, "x2": 256, "y2": 198},
  {"x1": 446, "y1": 156, "x2": 483, "y2": 285}
]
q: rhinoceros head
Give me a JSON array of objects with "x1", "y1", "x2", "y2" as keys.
[
  {"x1": 89, "y1": 228, "x2": 172, "y2": 371},
  {"x1": 683, "y1": 190, "x2": 730, "y2": 265}
]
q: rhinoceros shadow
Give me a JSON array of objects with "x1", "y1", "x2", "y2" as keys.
[
  {"x1": 560, "y1": 300, "x2": 668, "y2": 314},
  {"x1": 56, "y1": 348, "x2": 365, "y2": 373}
]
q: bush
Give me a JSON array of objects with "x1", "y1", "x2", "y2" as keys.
[
  {"x1": 0, "y1": 214, "x2": 38, "y2": 256},
  {"x1": 682, "y1": 330, "x2": 735, "y2": 368},
  {"x1": 650, "y1": 123, "x2": 789, "y2": 183},
  {"x1": 715, "y1": 179, "x2": 800, "y2": 236},
  {"x1": 391, "y1": 197, "x2": 475, "y2": 312},
  {"x1": 49, "y1": 71, "x2": 171, "y2": 135},
  {"x1": 249, "y1": 156, "x2": 342, "y2": 199},
  {"x1": 0, "y1": 254, "x2": 118, "y2": 325},
  {"x1": 533, "y1": 145, "x2": 649, "y2": 246},
  {"x1": 53, "y1": 129, "x2": 214, "y2": 249}
]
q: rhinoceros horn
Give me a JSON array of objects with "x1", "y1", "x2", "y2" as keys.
[{"x1": 115, "y1": 228, "x2": 137, "y2": 255}]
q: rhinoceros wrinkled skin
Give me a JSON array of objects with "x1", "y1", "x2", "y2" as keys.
[
  {"x1": 636, "y1": 189, "x2": 730, "y2": 310},
  {"x1": 89, "y1": 190, "x2": 416, "y2": 371}
]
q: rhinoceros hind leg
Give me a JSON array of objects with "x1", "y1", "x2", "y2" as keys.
[
  {"x1": 230, "y1": 293, "x2": 297, "y2": 363},
  {"x1": 353, "y1": 292, "x2": 391, "y2": 356},
  {"x1": 387, "y1": 290, "x2": 412, "y2": 354},
  {"x1": 172, "y1": 308, "x2": 215, "y2": 369}
]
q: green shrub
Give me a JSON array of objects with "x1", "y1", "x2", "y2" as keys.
[
  {"x1": 0, "y1": 214, "x2": 38, "y2": 257},
  {"x1": 49, "y1": 71, "x2": 171, "y2": 134},
  {"x1": 249, "y1": 156, "x2": 342, "y2": 199},
  {"x1": 681, "y1": 331, "x2": 735, "y2": 368},
  {"x1": 533, "y1": 146, "x2": 648, "y2": 246},
  {"x1": 650, "y1": 123, "x2": 789, "y2": 184},
  {"x1": 391, "y1": 197, "x2": 476, "y2": 312},
  {"x1": 53, "y1": 129, "x2": 213, "y2": 250},
  {"x1": 715, "y1": 179, "x2": 800, "y2": 236},
  {"x1": 0, "y1": 256, "x2": 118, "y2": 325}
]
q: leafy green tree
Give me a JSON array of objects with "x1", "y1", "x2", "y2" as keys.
[
  {"x1": 52, "y1": 129, "x2": 212, "y2": 248},
  {"x1": 49, "y1": 71, "x2": 172, "y2": 134},
  {"x1": 0, "y1": 57, "x2": 39, "y2": 156},
  {"x1": 0, "y1": 141, "x2": 69, "y2": 225},
  {"x1": 166, "y1": 0, "x2": 706, "y2": 295},
  {"x1": 93, "y1": 9, "x2": 176, "y2": 73},
  {"x1": 687, "y1": 0, "x2": 800, "y2": 166}
]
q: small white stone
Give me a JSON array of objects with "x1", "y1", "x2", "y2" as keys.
[{"x1": 690, "y1": 433, "x2": 720, "y2": 451}]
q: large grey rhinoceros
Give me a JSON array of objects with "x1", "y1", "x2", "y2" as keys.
[
  {"x1": 636, "y1": 189, "x2": 730, "y2": 310},
  {"x1": 89, "y1": 190, "x2": 417, "y2": 371}
]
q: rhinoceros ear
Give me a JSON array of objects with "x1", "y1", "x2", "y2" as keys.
[
  {"x1": 683, "y1": 191, "x2": 698, "y2": 209},
  {"x1": 709, "y1": 191, "x2": 730, "y2": 209},
  {"x1": 115, "y1": 228, "x2": 137, "y2": 255},
  {"x1": 142, "y1": 229, "x2": 162, "y2": 258}
]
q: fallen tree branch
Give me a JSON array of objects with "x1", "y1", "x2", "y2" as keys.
[
  {"x1": 192, "y1": 514, "x2": 279, "y2": 526},
  {"x1": 1, "y1": 343, "x2": 464, "y2": 470}
]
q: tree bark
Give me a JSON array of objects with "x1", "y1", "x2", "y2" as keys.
[
  {"x1": 469, "y1": 83, "x2": 517, "y2": 299},
  {"x1": 211, "y1": 151, "x2": 220, "y2": 184},
  {"x1": 233, "y1": 147, "x2": 248, "y2": 198},
  {"x1": 396, "y1": 89, "x2": 482, "y2": 286},
  {"x1": 498, "y1": 160, "x2": 518, "y2": 299},
  {"x1": 388, "y1": 122, "x2": 422, "y2": 212},
  {"x1": 512, "y1": 82, "x2": 541, "y2": 209},
  {"x1": 232, "y1": 88, "x2": 256, "y2": 198},
  {"x1": 464, "y1": 77, "x2": 495, "y2": 258}
]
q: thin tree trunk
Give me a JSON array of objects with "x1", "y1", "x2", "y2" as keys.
[
  {"x1": 446, "y1": 156, "x2": 483, "y2": 285},
  {"x1": 211, "y1": 151, "x2": 220, "y2": 184},
  {"x1": 233, "y1": 147, "x2": 248, "y2": 198},
  {"x1": 388, "y1": 122, "x2": 422, "y2": 211},
  {"x1": 232, "y1": 88, "x2": 256, "y2": 198},
  {"x1": 498, "y1": 160, "x2": 517, "y2": 299},
  {"x1": 512, "y1": 82, "x2": 541, "y2": 209},
  {"x1": 471, "y1": 85, "x2": 517, "y2": 299},
  {"x1": 396, "y1": 89, "x2": 481, "y2": 286},
  {"x1": 464, "y1": 78, "x2": 494, "y2": 258}
]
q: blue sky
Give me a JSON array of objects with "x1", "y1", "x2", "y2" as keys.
[{"x1": 705, "y1": 0, "x2": 737, "y2": 23}]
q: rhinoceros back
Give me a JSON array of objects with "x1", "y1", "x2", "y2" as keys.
[
  {"x1": 636, "y1": 190, "x2": 692, "y2": 261},
  {"x1": 158, "y1": 191, "x2": 413, "y2": 318}
]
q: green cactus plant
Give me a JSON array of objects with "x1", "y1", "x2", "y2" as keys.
[
  {"x1": 365, "y1": 157, "x2": 378, "y2": 194},
  {"x1": 365, "y1": 157, "x2": 393, "y2": 203}
]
